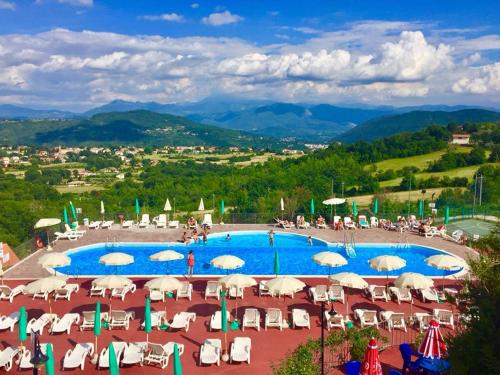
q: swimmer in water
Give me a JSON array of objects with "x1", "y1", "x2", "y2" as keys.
[
  {"x1": 226, "y1": 234, "x2": 231, "y2": 241},
  {"x1": 268, "y1": 229, "x2": 274, "y2": 246},
  {"x1": 308, "y1": 235, "x2": 313, "y2": 246}
]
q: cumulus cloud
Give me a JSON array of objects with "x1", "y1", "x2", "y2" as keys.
[
  {"x1": 202, "y1": 11, "x2": 244, "y2": 26},
  {"x1": 452, "y1": 63, "x2": 500, "y2": 94},
  {"x1": 191, "y1": 3, "x2": 199, "y2": 9},
  {"x1": 140, "y1": 13, "x2": 185, "y2": 23},
  {"x1": 0, "y1": 0, "x2": 15, "y2": 10},
  {"x1": 58, "y1": 0, "x2": 93, "y2": 6}
]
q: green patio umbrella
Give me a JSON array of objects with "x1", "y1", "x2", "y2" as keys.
[
  {"x1": 144, "y1": 297, "x2": 152, "y2": 344},
  {"x1": 94, "y1": 301, "x2": 101, "y2": 353},
  {"x1": 63, "y1": 207, "x2": 69, "y2": 225},
  {"x1": 45, "y1": 343, "x2": 55, "y2": 375},
  {"x1": 221, "y1": 289, "x2": 228, "y2": 358},
  {"x1": 135, "y1": 198, "x2": 140, "y2": 221},
  {"x1": 274, "y1": 250, "x2": 280, "y2": 276},
  {"x1": 444, "y1": 206, "x2": 450, "y2": 224},
  {"x1": 108, "y1": 343, "x2": 119, "y2": 375},
  {"x1": 219, "y1": 200, "x2": 225, "y2": 216},
  {"x1": 173, "y1": 343, "x2": 182, "y2": 375},
  {"x1": 352, "y1": 200, "x2": 357, "y2": 217},
  {"x1": 373, "y1": 198, "x2": 379, "y2": 215},
  {"x1": 69, "y1": 201, "x2": 77, "y2": 221},
  {"x1": 310, "y1": 198, "x2": 315, "y2": 215},
  {"x1": 418, "y1": 199, "x2": 424, "y2": 218},
  {"x1": 18, "y1": 306, "x2": 27, "y2": 343}
]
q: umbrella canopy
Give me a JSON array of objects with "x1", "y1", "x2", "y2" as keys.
[
  {"x1": 145, "y1": 276, "x2": 182, "y2": 292},
  {"x1": 373, "y1": 199, "x2": 379, "y2": 215},
  {"x1": 149, "y1": 250, "x2": 184, "y2": 262},
  {"x1": 93, "y1": 276, "x2": 133, "y2": 289},
  {"x1": 221, "y1": 289, "x2": 228, "y2": 333},
  {"x1": 198, "y1": 198, "x2": 205, "y2": 211},
  {"x1": 394, "y1": 272, "x2": 434, "y2": 290},
  {"x1": 144, "y1": 297, "x2": 152, "y2": 335},
  {"x1": 108, "y1": 342, "x2": 119, "y2": 375},
  {"x1": 173, "y1": 343, "x2": 182, "y2": 375},
  {"x1": 444, "y1": 206, "x2": 449, "y2": 224},
  {"x1": 38, "y1": 253, "x2": 71, "y2": 268},
  {"x1": 45, "y1": 343, "x2": 55, "y2": 375},
  {"x1": 219, "y1": 200, "x2": 225, "y2": 215},
  {"x1": 322, "y1": 197, "x2": 346, "y2": 205},
  {"x1": 352, "y1": 201, "x2": 357, "y2": 216},
  {"x1": 313, "y1": 251, "x2": 348, "y2": 267},
  {"x1": 34, "y1": 218, "x2": 61, "y2": 229},
  {"x1": 164, "y1": 198, "x2": 172, "y2": 212},
  {"x1": 266, "y1": 276, "x2": 306, "y2": 296},
  {"x1": 211, "y1": 255, "x2": 244, "y2": 270},
  {"x1": 280, "y1": 197, "x2": 284, "y2": 211},
  {"x1": 418, "y1": 199, "x2": 424, "y2": 218},
  {"x1": 100, "y1": 201, "x2": 105, "y2": 215},
  {"x1": 310, "y1": 198, "x2": 315, "y2": 215},
  {"x1": 219, "y1": 274, "x2": 257, "y2": 289},
  {"x1": 94, "y1": 301, "x2": 101, "y2": 337},
  {"x1": 274, "y1": 250, "x2": 280, "y2": 276},
  {"x1": 329, "y1": 272, "x2": 368, "y2": 289},
  {"x1": 63, "y1": 207, "x2": 69, "y2": 225},
  {"x1": 425, "y1": 255, "x2": 466, "y2": 271},
  {"x1": 99, "y1": 252, "x2": 134, "y2": 266},
  {"x1": 18, "y1": 306, "x2": 27, "y2": 343},
  {"x1": 360, "y1": 337, "x2": 383, "y2": 375},
  {"x1": 419, "y1": 320, "x2": 447, "y2": 359},
  {"x1": 135, "y1": 198, "x2": 140, "y2": 216},
  {"x1": 369, "y1": 255, "x2": 406, "y2": 272},
  {"x1": 69, "y1": 201, "x2": 77, "y2": 220},
  {"x1": 25, "y1": 276, "x2": 67, "y2": 295}
]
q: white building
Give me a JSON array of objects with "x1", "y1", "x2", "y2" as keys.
[{"x1": 451, "y1": 134, "x2": 471, "y2": 145}]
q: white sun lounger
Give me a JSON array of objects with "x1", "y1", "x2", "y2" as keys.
[
  {"x1": 205, "y1": 281, "x2": 221, "y2": 300},
  {"x1": 0, "y1": 347, "x2": 20, "y2": 371},
  {"x1": 97, "y1": 341, "x2": 127, "y2": 369},
  {"x1": 121, "y1": 342, "x2": 147, "y2": 367},
  {"x1": 122, "y1": 220, "x2": 134, "y2": 228},
  {"x1": 0, "y1": 312, "x2": 20, "y2": 332},
  {"x1": 265, "y1": 308, "x2": 283, "y2": 331},
  {"x1": 202, "y1": 213, "x2": 213, "y2": 229},
  {"x1": 54, "y1": 231, "x2": 79, "y2": 241},
  {"x1": 141, "y1": 310, "x2": 166, "y2": 330},
  {"x1": 210, "y1": 310, "x2": 230, "y2": 331},
  {"x1": 354, "y1": 309, "x2": 379, "y2": 328},
  {"x1": 242, "y1": 308, "x2": 260, "y2": 332},
  {"x1": 389, "y1": 287, "x2": 413, "y2": 304},
  {"x1": 80, "y1": 311, "x2": 109, "y2": 331},
  {"x1": 111, "y1": 283, "x2": 136, "y2": 301},
  {"x1": 420, "y1": 288, "x2": 440, "y2": 303},
  {"x1": 328, "y1": 285, "x2": 345, "y2": 303},
  {"x1": 63, "y1": 342, "x2": 94, "y2": 371},
  {"x1": 309, "y1": 285, "x2": 329, "y2": 304},
  {"x1": 379, "y1": 311, "x2": 407, "y2": 332},
  {"x1": 168, "y1": 312, "x2": 196, "y2": 332},
  {"x1": 154, "y1": 214, "x2": 167, "y2": 228},
  {"x1": 258, "y1": 280, "x2": 270, "y2": 296},
  {"x1": 19, "y1": 344, "x2": 48, "y2": 369},
  {"x1": 88, "y1": 221, "x2": 102, "y2": 229},
  {"x1": 324, "y1": 312, "x2": 345, "y2": 331},
  {"x1": 176, "y1": 281, "x2": 193, "y2": 301},
  {"x1": 101, "y1": 220, "x2": 114, "y2": 229},
  {"x1": 415, "y1": 312, "x2": 433, "y2": 332},
  {"x1": 89, "y1": 283, "x2": 106, "y2": 297},
  {"x1": 0, "y1": 284, "x2": 25, "y2": 303},
  {"x1": 433, "y1": 309, "x2": 454, "y2": 330},
  {"x1": 50, "y1": 313, "x2": 80, "y2": 334},
  {"x1": 144, "y1": 342, "x2": 184, "y2": 369},
  {"x1": 64, "y1": 224, "x2": 86, "y2": 237},
  {"x1": 292, "y1": 309, "x2": 310, "y2": 329},
  {"x1": 358, "y1": 215, "x2": 370, "y2": 229},
  {"x1": 367, "y1": 285, "x2": 389, "y2": 302},
  {"x1": 344, "y1": 217, "x2": 356, "y2": 229},
  {"x1": 199, "y1": 338, "x2": 221, "y2": 366},
  {"x1": 230, "y1": 337, "x2": 251, "y2": 364},
  {"x1": 229, "y1": 285, "x2": 244, "y2": 299},
  {"x1": 54, "y1": 283, "x2": 79, "y2": 301},
  {"x1": 149, "y1": 289, "x2": 166, "y2": 302},
  {"x1": 109, "y1": 310, "x2": 135, "y2": 330},
  {"x1": 27, "y1": 313, "x2": 57, "y2": 335},
  {"x1": 139, "y1": 214, "x2": 150, "y2": 228},
  {"x1": 370, "y1": 217, "x2": 379, "y2": 228}
]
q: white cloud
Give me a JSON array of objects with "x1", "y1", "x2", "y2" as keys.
[
  {"x1": 202, "y1": 11, "x2": 244, "y2": 26},
  {"x1": 452, "y1": 63, "x2": 500, "y2": 94},
  {"x1": 58, "y1": 0, "x2": 93, "y2": 6},
  {"x1": 0, "y1": 0, "x2": 15, "y2": 10},
  {"x1": 191, "y1": 3, "x2": 199, "y2": 9},
  {"x1": 140, "y1": 13, "x2": 185, "y2": 23},
  {"x1": 293, "y1": 27, "x2": 321, "y2": 35}
]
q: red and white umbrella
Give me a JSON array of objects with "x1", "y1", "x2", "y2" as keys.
[
  {"x1": 360, "y1": 337, "x2": 382, "y2": 375},
  {"x1": 419, "y1": 319, "x2": 447, "y2": 359}
]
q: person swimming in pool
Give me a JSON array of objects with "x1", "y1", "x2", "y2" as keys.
[
  {"x1": 308, "y1": 235, "x2": 313, "y2": 246},
  {"x1": 226, "y1": 234, "x2": 231, "y2": 241},
  {"x1": 268, "y1": 229, "x2": 275, "y2": 246}
]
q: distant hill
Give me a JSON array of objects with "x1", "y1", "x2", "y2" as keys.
[
  {"x1": 0, "y1": 110, "x2": 300, "y2": 149},
  {"x1": 339, "y1": 109, "x2": 500, "y2": 142},
  {"x1": 0, "y1": 104, "x2": 78, "y2": 119}
]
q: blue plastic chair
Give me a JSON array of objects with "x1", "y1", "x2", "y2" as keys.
[
  {"x1": 345, "y1": 361, "x2": 362, "y2": 375},
  {"x1": 399, "y1": 343, "x2": 421, "y2": 373},
  {"x1": 389, "y1": 370, "x2": 403, "y2": 375}
]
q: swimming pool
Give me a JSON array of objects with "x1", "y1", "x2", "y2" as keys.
[{"x1": 55, "y1": 231, "x2": 464, "y2": 277}]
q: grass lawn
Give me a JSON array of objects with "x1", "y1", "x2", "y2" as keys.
[
  {"x1": 55, "y1": 184, "x2": 107, "y2": 193},
  {"x1": 347, "y1": 187, "x2": 465, "y2": 206}
]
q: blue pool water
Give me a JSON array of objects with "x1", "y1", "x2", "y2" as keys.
[{"x1": 55, "y1": 231, "x2": 463, "y2": 277}]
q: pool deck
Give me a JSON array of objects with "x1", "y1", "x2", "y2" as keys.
[{"x1": 4, "y1": 224, "x2": 477, "y2": 279}]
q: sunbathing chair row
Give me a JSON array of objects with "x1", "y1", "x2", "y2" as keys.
[{"x1": 239, "y1": 308, "x2": 310, "y2": 331}]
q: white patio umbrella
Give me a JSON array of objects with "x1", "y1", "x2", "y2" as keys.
[
  {"x1": 329, "y1": 272, "x2": 368, "y2": 318},
  {"x1": 369, "y1": 255, "x2": 406, "y2": 289},
  {"x1": 38, "y1": 253, "x2": 71, "y2": 275},
  {"x1": 25, "y1": 276, "x2": 68, "y2": 314},
  {"x1": 425, "y1": 255, "x2": 467, "y2": 289},
  {"x1": 198, "y1": 198, "x2": 205, "y2": 211},
  {"x1": 149, "y1": 250, "x2": 184, "y2": 274},
  {"x1": 34, "y1": 218, "x2": 62, "y2": 251},
  {"x1": 211, "y1": 255, "x2": 244, "y2": 273},
  {"x1": 93, "y1": 275, "x2": 133, "y2": 289},
  {"x1": 99, "y1": 252, "x2": 134, "y2": 266},
  {"x1": 312, "y1": 251, "x2": 347, "y2": 275},
  {"x1": 322, "y1": 197, "x2": 346, "y2": 221},
  {"x1": 219, "y1": 274, "x2": 257, "y2": 319},
  {"x1": 145, "y1": 276, "x2": 182, "y2": 292},
  {"x1": 394, "y1": 272, "x2": 434, "y2": 317},
  {"x1": 164, "y1": 199, "x2": 172, "y2": 211},
  {"x1": 265, "y1": 276, "x2": 306, "y2": 297},
  {"x1": 280, "y1": 198, "x2": 285, "y2": 211}
]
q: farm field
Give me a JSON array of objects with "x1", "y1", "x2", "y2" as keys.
[{"x1": 346, "y1": 187, "x2": 465, "y2": 206}]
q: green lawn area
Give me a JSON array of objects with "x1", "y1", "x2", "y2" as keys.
[
  {"x1": 55, "y1": 184, "x2": 106, "y2": 193},
  {"x1": 348, "y1": 187, "x2": 465, "y2": 206}
]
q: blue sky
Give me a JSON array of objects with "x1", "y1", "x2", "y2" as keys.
[{"x1": 0, "y1": 0, "x2": 499, "y2": 110}]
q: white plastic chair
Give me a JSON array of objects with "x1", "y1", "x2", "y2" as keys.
[
  {"x1": 121, "y1": 342, "x2": 147, "y2": 367},
  {"x1": 0, "y1": 312, "x2": 19, "y2": 332},
  {"x1": 265, "y1": 308, "x2": 283, "y2": 331},
  {"x1": 27, "y1": 313, "x2": 57, "y2": 335},
  {"x1": 0, "y1": 347, "x2": 20, "y2": 371},
  {"x1": 63, "y1": 342, "x2": 94, "y2": 370},
  {"x1": 210, "y1": 310, "x2": 230, "y2": 331},
  {"x1": 50, "y1": 313, "x2": 80, "y2": 334},
  {"x1": 199, "y1": 339, "x2": 221, "y2": 366},
  {"x1": 98, "y1": 342, "x2": 127, "y2": 369},
  {"x1": 242, "y1": 308, "x2": 260, "y2": 332},
  {"x1": 54, "y1": 283, "x2": 79, "y2": 301},
  {"x1": 0, "y1": 284, "x2": 25, "y2": 303},
  {"x1": 205, "y1": 281, "x2": 221, "y2": 300},
  {"x1": 168, "y1": 312, "x2": 196, "y2": 332},
  {"x1": 230, "y1": 337, "x2": 251, "y2": 364},
  {"x1": 292, "y1": 309, "x2": 310, "y2": 329},
  {"x1": 176, "y1": 281, "x2": 193, "y2": 301}
]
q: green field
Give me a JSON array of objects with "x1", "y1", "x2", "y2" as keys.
[{"x1": 346, "y1": 187, "x2": 461, "y2": 206}]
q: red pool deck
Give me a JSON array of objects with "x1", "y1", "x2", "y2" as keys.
[{"x1": 0, "y1": 277, "x2": 459, "y2": 375}]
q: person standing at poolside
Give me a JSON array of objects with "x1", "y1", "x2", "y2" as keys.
[
  {"x1": 187, "y1": 250, "x2": 194, "y2": 277},
  {"x1": 308, "y1": 235, "x2": 313, "y2": 246},
  {"x1": 268, "y1": 229, "x2": 274, "y2": 246}
]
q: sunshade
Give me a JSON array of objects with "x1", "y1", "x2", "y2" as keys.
[
  {"x1": 221, "y1": 289, "x2": 227, "y2": 334},
  {"x1": 99, "y1": 252, "x2": 134, "y2": 266},
  {"x1": 173, "y1": 343, "x2": 182, "y2": 375},
  {"x1": 425, "y1": 255, "x2": 466, "y2": 270},
  {"x1": 329, "y1": 272, "x2": 368, "y2": 289},
  {"x1": 93, "y1": 275, "x2": 133, "y2": 289},
  {"x1": 94, "y1": 301, "x2": 101, "y2": 358},
  {"x1": 149, "y1": 250, "x2": 184, "y2": 261},
  {"x1": 218, "y1": 274, "x2": 257, "y2": 289},
  {"x1": 444, "y1": 206, "x2": 449, "y2": 224},
  {"x1": 373, "y1": 199, "x2": 379, "y2": 215},
  {"x1": 322, "y1": 197, "x2": 345, "y2": 205},
  {"x1": 211, "y1": 255, "x2": 244, "y2": 270},
  {"x1": 369, "y1": 255, "x2": 406, "y2": 271},
  {"x1": 100, "y1": 201, "x2": 105, "y2": 215},
  {"x1": 135, "y1": 198, "x2": 140, "y2": 216},
  {"x1": 25, "y1": 276, "x2": 67, "y2": 294},
  {"x1": 18, "y1": 306, "x2": 27, "y2": 343},
  {"x1": 418, "y1": 199, "x2": 424, "y2": 217},
  {"x1": 108, "y1": 342, "x2": 119, "y2": 375},
  {"x1": 144, "y1": 276, "x2": 182, "y2": 292},
  {"x1": 360, "y1": 338, "x2": 383, "y2": 375},
  {"x1": 198, "y1": 198, "x2": 205, "y2": 211},
  {"x1": 310, "y1": 198, "x2": 315, "y2": 215},
  {"x1": 265, "y1": 276, "x2": 305, "y2": 296},
  {"x1": 144, "y1": 297, "x2": 152, "y2": 344},
  {"x1": 274, "y1": 250, "x2": 280, "y2": 276},
  {"x1": 352, "y1": 201, "x2": 357, "y2": 216},
  {"x1": 63, "y1": 207, "x2": 69, "y2": 225},
  {"x1": 45, "y1": 343, "x2": 55, "y2": 375},
  {"x1": 313, "y1": 252, "x2": 348, "y2": 267},
  {"x1": 34, "y1": 218, "x2": 61, "y2": 229},
  {"x1": 419, "y1": 320, "x2": 447, "y2": 359},
  {"x1": 280, "y1": 197, "x2": 284, "y2": 211},
  {"x1": 69, "y1": 201, "x2": 77, "y2": 220},
  {"x1": 219, "y1": 200, "x2": 225, "y2": 215},
  {"x1": 394, "y1": 272, "x2": 434, "y2": 290},
  {"x1": 38, "y1": 253, "x2": 71, "y2": 268},
  {"x1": 164, "y1": 198, "x2": 172, "y2": 211}
]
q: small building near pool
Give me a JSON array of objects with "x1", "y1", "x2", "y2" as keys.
[{"x1": 451, "y1": 133, "x2": 471, "y2": 145}]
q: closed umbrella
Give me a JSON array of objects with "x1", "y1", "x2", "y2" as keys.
[
  {"x1": 149, "y1": 250, "x2": 184, "y2": 274},
  {"x1": 425, "y1": 254, "x2": 467, "y2": 289},
  {"x1": 312, "y1": 251, "x2": 347, "y2": 275},
  {"x1": 108, "y1": 342, "x2": 119, "y2": 375},
  {"x1": 211, "y1": 255, "x2": 244, "y2": 273},
  {"x1": 373, "y1": 199, "x2": 379, "y2": 215},
  {"x1": 418, "y1": 199, "x2": 424, "y2": 219},
  {"x1": 45, "y1": 343, "x2": 55, "y2": 375},
  {"x1": 274, "y1": 250, "x2": 280, "y2": 276},
  {"x1": 352, "y1": 200, "x2": 357, "y2": 217},
  {"x1": 38, "y1": 253, "x2": 71, "y2": 274},
  {"x1": 99, "y1": 252, "x2": 134, "y2": 266},
  {"x1": 444, "y1": 206, "x2": 449, "y2": 224},
  {"x1": 329, "y1": 272, "x2": 368, "y2": 318},
  {"x1": 266, "y1": 276, "x2": 305, "y2": 297},
  {"x1": 221, "y1": 290, "x2": 228, "y2": 360},
  {"x1": 198, "y1": 198, "x2": 205, "y2": 211},
  {"x1": 144, "y1": 297, "x2": 152, "y2": 344},
  {"x1": 419, "y1": 320, "x2": 447, "y2": 359},
  {"x1": 94, "y1": 301, "x2": 101, "y2": 357},
  {"x1": 280, "y1": 198, "x2": 284, "y2": 211},
  {"x1": 173, "y1": 343, "x2": 182, "y2": 375},
  {"x1": 219, "y1": 200, "x2": 225, "y2": 216},
  {"x1": 369, "y1": 255, "x2": 406, "y2": 289},
  {"x1": 360, "y1": 337, "x2": 383, "y2": 375},
  {"x1": 100, "y1": 201, "x2": 105, "y2": 221},
  {"x1": 63, "y1": 207, "x2": 69, "y2": 225},
  {"x1": 164, "y1": 198, "x2": 172, "y2": 212},
  {"x1": 135, "y1": 198, "x2": 140, "y2": 221},
  {"x1": 69, "y1": 201, "x2": 77, "y2": 221},
  {"x1": 19, "y1": 306, "x2": 27, "y2": 344},
  {"x1": 310, "y1": 198, "x2": 315, "y2": 215}
]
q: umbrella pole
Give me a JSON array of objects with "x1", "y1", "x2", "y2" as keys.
[{"x1": 48, "y1": 298, "x2": 52, "y2": 315}]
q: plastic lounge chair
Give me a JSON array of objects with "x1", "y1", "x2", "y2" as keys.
[
  {"x1": 89, "y1": 283, "x2": 106, "y2": 297},
  {"x1": 199, "y1": 338, "x2": 221, "y2": 366},
  {"x1": 0, "y1": 312, "x2": 20, "y2": 332},
  {"x1": 141, "y1": 311, "x2": 166, "y2": 330},
  {"x1": 0, "y1": 284, "x2": 25, "y2": 303},
  {"x1": 420, "y1": 288, "x2": 439, "y2": 303},
  {"x1": 324, "y1": 311, "x2": 345, "y2": 331},
  {"x1": 229, "y1": 285, "x2": 244, "y2": 299},
  {"x1": 292, "y1": 309, "x2": 310, "y2": 329},
  {"x1": 265, "y1": 308, "x2": 283, "y2": 331},
  {"x1": 176, "y1": 281, "x2": 193, "y2": 301},
  {"x1": 111, "y1": 283, "x2": 137, "y2": 301},
  {"x1": 98, "y1": 341, "x2": 127, "y2": 369},
  {"x1": 344, "y1": 217, "x2": 356, "y2": 229},
  {"x1": 316, "y1": 219, "x2": 327, "y2": 229},
  {"x1": 121, "y1": 342, "x2": 147, "y2": 367},
  {"x1": 54, "y1": 231, "x2": 79, "y2": 241},
  {"x1": 296, "y1": 215, "x2": 310, "y2": 229},
  {"x1": 154, "y1": 214, "x2": 167, "y2": 228},
  {"x1": 309, "y1": 285, "x2": 329, "y2": 304},
  {"x1": 80, "y1": 311, "x2": 108, "y2": 331},
  {"x1": 210, "y1": 310, "x2": 230, "y2": 331},
  {"x1": 0, "y1": 347, "x2": 19, "y2": 371},
  {"x1": 88, "y1": 221, "x2": 102, "y2": 229},
  {"x1": 358, "y1": 215, "x2": 370, "y2": 229},
  {"x1": 379, "y1": 311, "x2": 407, "y2": 332},
  {"x1": 109, "y1": 310, "x2": 135, "y2": 330},
  {"x1": 27, "y1": 313, "x2": 57, "y2": 335},
  {"x1": 168, "y1": 312, "x2": 196, "y2": 332},
  {"x1": 64, "y1": 224, "x2": 86, "y2": 237},
  {"x1": 230, "y1": 337, "x2": 251, "y2": 364},
  {"x1": 168, "y1": 220, "x2": 179, "y2": 229},
  {"x1": 19, "y1": 344, "x2": 48, "y2": 369},
  {"x1": 354, "y1": 309, "x2": 379, "y2": 328},
  {"x1": 32, "y1": 288, "x2": 51, "y2": 300},
  {"x1": 367, "y1": 285, "x2": 389, "y2": 302},
  {"x1": 122, "y1": 220, "x2": 134, "y2": 228},
  {"x1": 205, "y1": 281, "x2": 221, "y2": 300},
  {"x1": 139, "y1": 214, "x2": 150, "y2": 228},
  {"x1": 370, "y1": 217, "x2": 379, "y2": 228},
  {"x1": 399, "y1": 343, "x2": 421, "y2": 373},
  {"x1": 149, "y1": 289, "x2": 166, "y2": 302},
  {"x1": 62, "y1": 342, "x2": 94, "y2": 371},
  {"x1": 101, "y1": 220, "x2": 114, "y2": 229},
  {"x1": 242, "y1": 308, "x2": 260, "y2": 332},
  {"x1": 433, "y1": 309, "x2": 454, "y2": 329},
  {"x1": 50, "y1": 313, "x2": 80, "y2": 334},
  {"x1": 345, "y1": 360, "x2": 362, "y2": 375},
  {"x1": 202, "y1": 213, "x2": 213, "y2": 229},
  {"x1": 414, "y1": 312, "x2": 433, "y2": 332},
  {"x1": 328, "y1": 285, "x2": 345, "y2": 303},
  {"x1": 259, "y1": 280, "x2": 270, "y2": 296},
  {"x1": 144, "y1": 342, "x2": 184, "y2": 369},
  {"x1": 389, "y1": 287, "x2": 413, "y2": 304},
  {"x1": 54, "y1": 283, "x2": 79, "y2": 301}
]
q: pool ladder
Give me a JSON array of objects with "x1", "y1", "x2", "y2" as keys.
[{"x1": 344, "y1": 232, "x2": 357, "y2": 258}]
